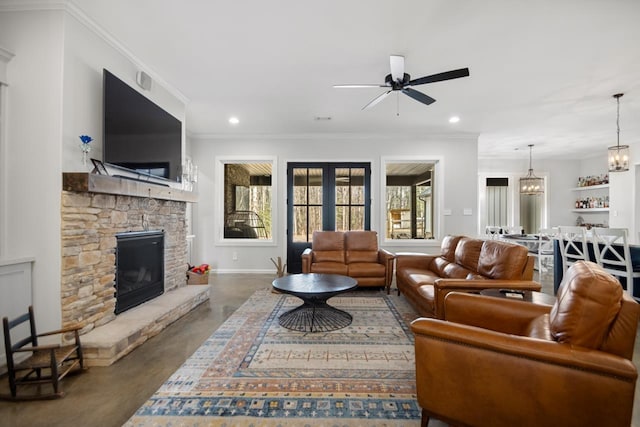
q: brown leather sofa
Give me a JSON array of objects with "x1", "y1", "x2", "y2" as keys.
[
  {"x1": 301, "y1": 231, "x2": 395, "y2": 292},
  {"x1": 396, "y1": 235, "x2": 537, "y2": 318},
  {"x1": 410, "y1": 261, "x2": 639, "y2": 427}
]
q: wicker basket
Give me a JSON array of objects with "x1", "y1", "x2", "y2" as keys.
[{"x1": 187, "y1": 271, "x2": 209, "y2": 285}]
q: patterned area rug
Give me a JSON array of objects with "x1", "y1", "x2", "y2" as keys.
[{"x1": 124, "y1": 288, "x2": 421, "y2": 426}]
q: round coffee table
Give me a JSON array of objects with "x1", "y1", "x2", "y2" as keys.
[{"x1": 272, "y1": 273, "x2": 357, "y2": 332}]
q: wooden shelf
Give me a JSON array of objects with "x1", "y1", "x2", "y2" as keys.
[
  {"x1": 63, "y1": 173, "x2": 198, "y2": 203},
  {"x1": 570, "y1": 184, "x2": 609, "y2": 191},
  {"x1": 572, "y1": 208, "x2": 609, "y2": 213}
]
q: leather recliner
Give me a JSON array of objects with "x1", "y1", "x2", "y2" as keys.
[
  {"x1": 301, "y1": 230, "x2": 395, "y2": 292},
  {"x1": 410, "y1": 261, "x2": 639, "y2": 427}
]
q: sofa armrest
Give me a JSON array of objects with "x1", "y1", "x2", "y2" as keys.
[
  {"x1": 301, "y1": 248, "x2": 312, "y2": 273},
  {"x1": 395, "y1": 252, "x2": 436, "y2": 271},
  {"x1": 377, "y1": 248, "x2": 396, "y2": 291},
  {"x1": 410, "y1": 318, "x2": 637, "y2": 426},
  {"x1": 432, "y1": 279, "x2": 542, "y2": 319},
  {"x1": 443, "y1": 291, "x2": 552, "y2": 335}
]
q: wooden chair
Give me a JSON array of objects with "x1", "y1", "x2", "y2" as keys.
[
  {"x1": 591, "y1": 227, "x2": 640, "y2": 298},
  {"x1": 2, "y1": 306, "x2": 86, "y2": 400}
]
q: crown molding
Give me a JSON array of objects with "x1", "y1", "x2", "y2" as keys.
[
  {"x1": 187, "y1": 131, "x2": 479, "y2": 142},
  {"x1": 0, "y1": 0, "x2": 189, "y2": 105}
]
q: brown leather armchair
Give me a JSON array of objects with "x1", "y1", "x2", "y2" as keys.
[{"x1": 410, "y1": 261, "x2": 639, "y2": 427}]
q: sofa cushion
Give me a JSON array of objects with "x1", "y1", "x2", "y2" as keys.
[
  {"x1": 398, "y1": 268, "x2": 440, "y2": 288},
  {"x1": 477, "y1": 240, "x2": 528, "y2": 279},
  {"x1": 345, "y1": 231, "x2": 379, "y2": 264},
  {"x1": 440, "y1": 235, "x2": 462, "y2": 262},
  {"x1": 348, "y1": 262, "x2": 385, "y2": 278},
  {"x1": 310, "y1": 261, "x2": 348, "y2": 276},
  {"x1": 430, "y1": 257, "x2": 450, "y2": 277},
  {"x1": 549, "y1": 261, "x2": 623, "y2": 349},
  {"x1": 312, "y1": 231, "x2": 345, "y2": 263},
  {"x1": 454, "y1": 237, "x2": 483, "y2": 272},
  {"x1": 525, "y1": 314, "x2": 552, "y2": 341},
  {"x1": 442, "y1": 263, "x2": 473, "y2": 279}
]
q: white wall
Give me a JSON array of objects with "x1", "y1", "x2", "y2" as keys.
[
  {"x1": 478, "y1": 157, "x2": 580, "y2": 231},
  {"x1": 0, "y1": 7, "x2": 186, "y2": 331},
  {"x1": 190, "y1": 134, "x2": 478, "y2": 273},
  {"x1": 0, "y1": 9, "x2": 66, "y2": 330}
]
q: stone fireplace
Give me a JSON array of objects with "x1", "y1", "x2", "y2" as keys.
[{"x1": 60, "y1": 173, "x2": 207, "y2": 365}]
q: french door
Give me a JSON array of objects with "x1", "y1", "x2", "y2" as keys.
[{"x1": 286, "y1": 162, "x2": 371, "y2": 273}]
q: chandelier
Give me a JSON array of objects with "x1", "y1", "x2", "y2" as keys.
[
  {"x1": 608, "y1": 93, "x2": 629, "y2": 172},
  {"x1": 520, "y1": 144, "x2": 544, "y2": 195}
]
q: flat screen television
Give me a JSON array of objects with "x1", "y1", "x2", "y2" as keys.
[{"x1": 103, "y1": 69, "x2": 182, "y2": 181}]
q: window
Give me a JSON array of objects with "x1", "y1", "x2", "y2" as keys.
[
  {"x1": 384, "y1": 160, "x2": 437, "y2": 240},
  {"x1": 218, "y1": 158, "x2": 275, "y2": 242}
]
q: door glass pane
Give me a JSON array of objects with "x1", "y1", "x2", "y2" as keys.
[
  {"x1": 293, "y1": 206, "x2": 307, "y2": 242},
  {"x1": 351, "y1": 168, "x2": 365, "y2": 204},
  {"x1": 292, "y1": 168, "x2": 323, "y2": 242},
  {"x1": 350, "y1": 206, "x2": 365, "y2": 230},
  {"x1": 336, "y1": 168, "x2": 350, "y2": 205},
  {"x1": 335, "y1": 167, "x2": 365, "y2": 231},
  {"x1": 309, "y1": 206, "x2": 323, "y2": 235},
  {"x1": 293, "y1": 169, "x2": 308, "y2": 205},
  {"x1": 308, "y1": 169, "x2": 323, "y2": 205},
  {"x1": 335, "y1": 206, "x2": 347, "y2": 231}
]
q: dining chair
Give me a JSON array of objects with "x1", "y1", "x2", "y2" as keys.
[
  {"x1": 557, "y1": 226, "x2": 588, "y2": 276},
  {"x1": 536, "y1": 228, "x2": 558, "y2": 273},
  {"x1": 591, "y1": 227, "x2": 640, "y2": 297}
]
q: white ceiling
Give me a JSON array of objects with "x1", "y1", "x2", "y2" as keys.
[{"x1": 68, "y1": 0, "x2": 640, "y2": 160}]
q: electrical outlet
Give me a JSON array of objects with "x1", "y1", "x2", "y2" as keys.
[{"x1": 232, "y1": 251, "x2": 238, "y2": 261}]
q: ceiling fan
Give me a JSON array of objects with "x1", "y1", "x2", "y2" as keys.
[{"x1": 334, "y1": 55, "x2": 470, "y2": 110}]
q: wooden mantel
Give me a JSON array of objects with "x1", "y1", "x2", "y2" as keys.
[{"x1": 63, "y1": 173, "x2": 198, "y2": 203}]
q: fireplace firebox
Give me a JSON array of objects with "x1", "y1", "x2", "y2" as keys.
[{"x1": 115, "y1": 231, "x2": 165, "y2": 314}]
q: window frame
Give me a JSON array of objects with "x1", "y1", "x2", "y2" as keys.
[
  {"x1": 381, "y1": 156, "x2": 443, "y2": 246},
  {"x1": 215, "y1": 155, "x2": 277, "y2": 246}
]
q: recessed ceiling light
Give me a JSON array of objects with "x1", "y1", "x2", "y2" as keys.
[
  {"x1": 229, "y1": 117, "x2": 239, "y2": 125},
  {"x1": 449, "y1": 116, "x2": 460, "y2": 124}
]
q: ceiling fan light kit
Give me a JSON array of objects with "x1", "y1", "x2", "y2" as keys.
[
  {"x1": 520, "y1": 144, "x2": 544, "y2": 195},
  {"x1": 334, "y1": 55, "x2": 469, "y2": 110},
  {"x1": 608, "y1": 93, "x2": 629, "y2": 173}
]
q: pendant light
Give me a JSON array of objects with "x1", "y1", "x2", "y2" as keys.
[
  {"x1": 520, "y1": 144, "x2": 544, "y2": 195},
  {"x1": 608, "y1": 93, "x2": 629, "y2": 172}
]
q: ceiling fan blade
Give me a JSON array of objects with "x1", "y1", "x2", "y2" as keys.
[
  {"x1": 408, "y1": 68, "x2": 470, "y2": 86},
  {"x1": 362, "y1": 90, "x2": 392, "y2": 110},
  {"x1": 390, "y1": 55, "x2": 405, "y2": 83},
  {"x1": 333, "y1": 84, "x2": 388, "y2": 88},
  {"x1": 402, "y1": 88, "x2": 436, "y2": 105}
]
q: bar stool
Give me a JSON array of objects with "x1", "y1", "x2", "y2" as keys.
[
  {"x1": 485, "y1": 226, "x2": 502, "y2": 240},
  {"x1": 591, "y1": 227, "x2": 640, "y2": 297},
  {"x1": 557, "y1": 226, "x2": 588, "y2": 275},
  {"x1": 537, "y1": 227, "x2": 558, "y2": 273}
]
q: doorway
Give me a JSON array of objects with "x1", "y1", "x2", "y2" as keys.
[{"x1": 286, "y1": 162, "x2": 371, "y2": 273}]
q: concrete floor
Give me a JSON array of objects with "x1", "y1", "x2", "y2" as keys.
[{"x1": 1, "y1": 271, "x2": 639, "y2": 427}]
